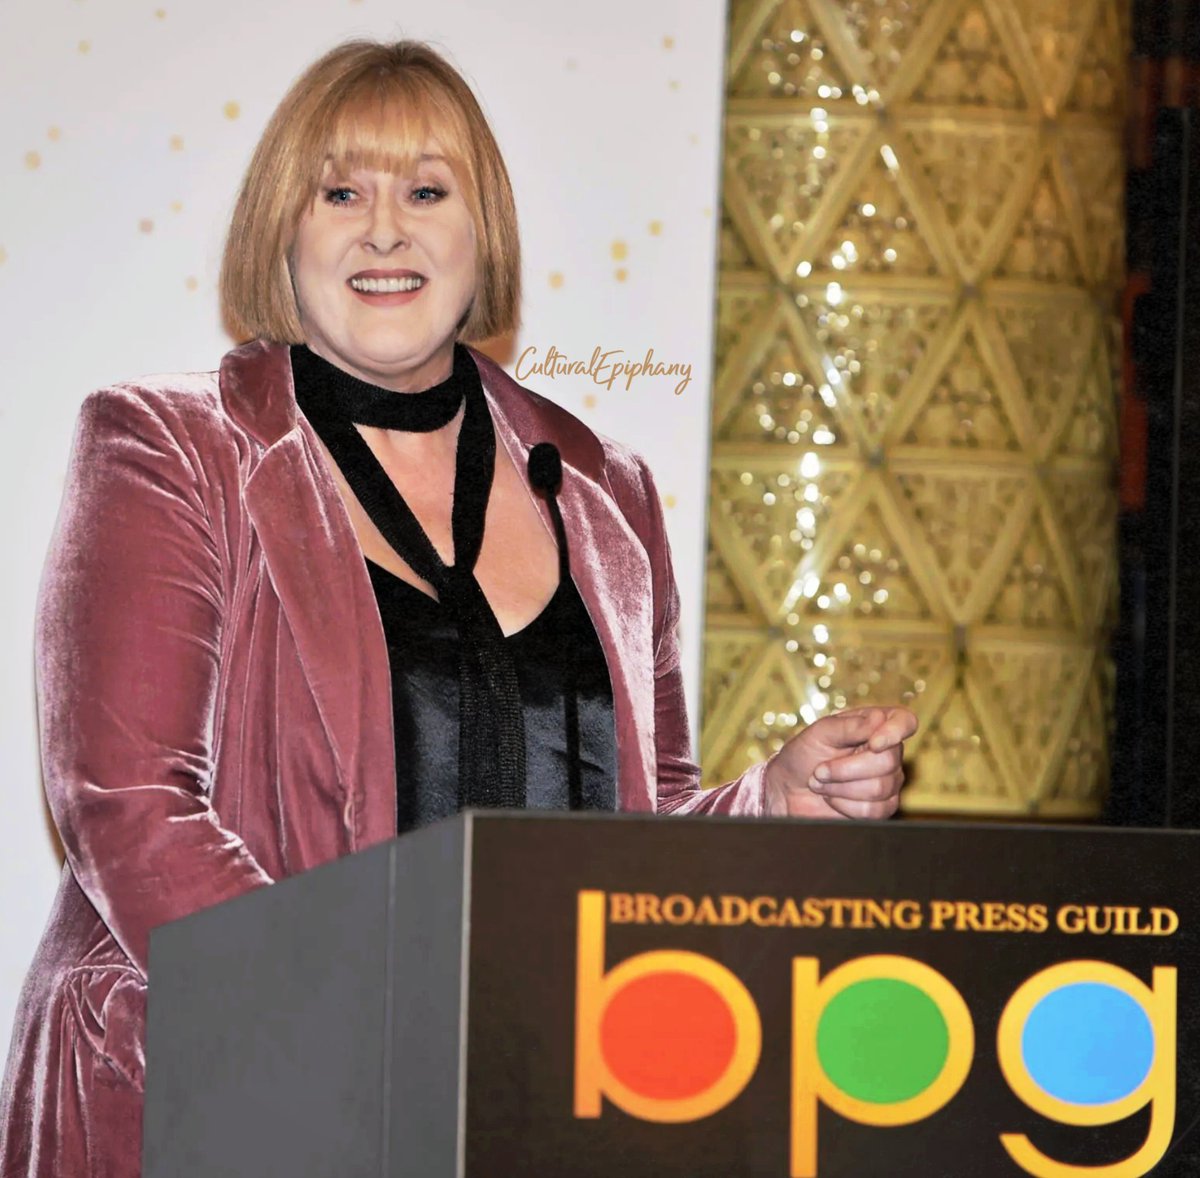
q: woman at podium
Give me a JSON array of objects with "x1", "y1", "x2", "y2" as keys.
[{"x1": 0, "y1": 40, "x2": 916, "y2": 1178}]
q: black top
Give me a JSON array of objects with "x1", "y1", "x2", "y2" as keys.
[
  {"x1": 288, "y1": 341, "x2": 618, "y2": 831},
  {"x1": 291, "y1": 342, "x2": 527, "y2": 809},
  {"x1": 367, "y1": 561, "x2": 617, "y2": 833}
]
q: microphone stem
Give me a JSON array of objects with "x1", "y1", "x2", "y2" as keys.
[{"x1": 546, "y1": 497, "x2": 583, "y2": 811}]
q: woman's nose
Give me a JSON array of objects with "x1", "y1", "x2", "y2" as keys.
[{"x1": 364, "y1": 199, "x2": 408, "y2": 253}]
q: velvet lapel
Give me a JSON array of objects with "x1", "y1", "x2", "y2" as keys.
[
  {"x1": 220, "y1": 342, "x2": 396, "y2": 848},
  {"x1": 470, "y1": 350, "x2": 658, "y2": 811}
]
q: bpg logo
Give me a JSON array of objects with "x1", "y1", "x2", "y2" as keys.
[{"x1": 573, "y1": 891, "x2": 1177, "y2": 1177}]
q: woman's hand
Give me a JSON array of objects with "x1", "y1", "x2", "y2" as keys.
[{"x1": 764, "y1": 706, "x2": 918, "y2": 820}]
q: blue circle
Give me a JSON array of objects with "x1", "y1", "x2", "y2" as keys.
[{"x1": 1021, "y1": 983, "x2": 1154, "y2": 1105}]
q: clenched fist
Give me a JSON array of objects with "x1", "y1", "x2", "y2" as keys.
[{"x1": 764, "y1": 706, "x2": 918, "y2": 820}]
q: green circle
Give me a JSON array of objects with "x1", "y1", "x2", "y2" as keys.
[{"x1": 816, "y1": 979, "x2": 949, "y2": 1104}]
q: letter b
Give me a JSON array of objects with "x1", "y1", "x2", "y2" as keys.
[{"x1": 574, "y1": 890, "x2": 761, "y2": 1123}]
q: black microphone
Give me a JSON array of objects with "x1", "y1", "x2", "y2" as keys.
[
  {"x1": 528, "y1": 442, "x2": 570, "y2": 583},
  {"x1": 527, "y1": 443, "x2": 581, "y2": 810},
  {"x1": 528, "y1": 441, "x2": 563, "y2": 497}
]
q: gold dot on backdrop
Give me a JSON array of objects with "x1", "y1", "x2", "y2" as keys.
[
  {"x1": 648, "y1": 220, "x2": 663, "y2": 236},
  {"x1": 170, "y1": 200, "x2": 183, "y2": 213},
  {"x1": 185, "y1": 276, "x2": 198, "y2": 291},
  {"x1": 47, "y1": 127, "x2": 61, "y2": 142},
  {"x1": 170, "y1": 135, "x2": 184, "y2": 151},
  {"x1": 155, "y1": 7, "x2": 166, "y2": 16},
  {"x1": 139, "y1": 219, "x2": 154, "y2": 234},
  {"x1": 583, "y1": 394, "x2": 597, "y2": 409},
  {"x1": 223, "y1": 101, "x2": 240, "y2": 120},
  {"x1": 24, "y1": 151, "x2": 41, "y2": 170},
  {"x1": 565, "y1": 59, "x2": 578, "y2": 71},
  {"x1": 610, "y1": 240, "x2": 628, "y2": 261},
  {"x1": 0, "y1": 247, "x2": 8, "y2": 266},
  {"x1": 669, "y1": 80, "x2": 681, "y2": 91},
  {"x1": 663, "y1": 36, "x2": 674, "y2": 49},
  {"x1": 614, "y1": 268, "x2": 628, "y2": 282},
  {"x1": 664, "y1": 494, "x2": 677, "y2": 509},
  {"x1": 78, "y1": 40, "x2": 90, "y2": 54},
  {"x1": 548, "y1": 271, "x2": 564, "y2": 289}
]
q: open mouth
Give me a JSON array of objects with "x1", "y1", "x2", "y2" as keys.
[{"x1": 348, "y1": 274, "x2": 426, "y2": 293}]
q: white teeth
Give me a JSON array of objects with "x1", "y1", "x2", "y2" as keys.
[{"x1": 349, "y1": 275, "x2": 424, "y2": 293}]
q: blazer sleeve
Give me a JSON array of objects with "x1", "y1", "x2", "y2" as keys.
[
  {"x1": 37, "y1": 387, "x2": 273, "y2": 977},
  {"x1": 614, "y1": 450, "x2": 773, "y2": 816}
]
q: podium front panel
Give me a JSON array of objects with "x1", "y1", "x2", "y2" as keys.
[{"x1": 144, "y1": 813, "x2": 1200, "y2": 1177}]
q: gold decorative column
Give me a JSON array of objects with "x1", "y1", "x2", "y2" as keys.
[{"x1": 702, "y1": 0, "x2": 1128, "y2": 816}]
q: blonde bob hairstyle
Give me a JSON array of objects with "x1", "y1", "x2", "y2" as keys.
[{"x1": 220, "y1": 40, "x2": 520, "y2": 344}]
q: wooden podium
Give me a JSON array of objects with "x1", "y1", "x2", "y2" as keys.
[{"x1": 142, "y1": 813, "x2": 1200, "y2": 1177}]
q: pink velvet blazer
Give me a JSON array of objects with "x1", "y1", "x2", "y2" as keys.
[{"x1": 0, "y1": 341, "x2": 768, "y2": 1177}]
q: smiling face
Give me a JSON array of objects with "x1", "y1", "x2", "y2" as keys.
[{"x1": 289, "y1": 146, "x2": 479, "y2": 391}]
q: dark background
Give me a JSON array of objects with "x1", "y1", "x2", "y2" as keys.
[{"x1": 1110, "y1": 0, "x2": 1200, "y2": 826}]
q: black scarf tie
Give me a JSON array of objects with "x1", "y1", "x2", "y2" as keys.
[{"x1": 291, "y1": 343, "x2": 526, "y2": 810}]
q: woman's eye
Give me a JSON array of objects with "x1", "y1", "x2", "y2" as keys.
[
  {"x1": 412, "y1": 184, "x2": 447, "y2": 203},
  {"x1": 323, "y1": 186, "x2": 357, "y2": 206}
]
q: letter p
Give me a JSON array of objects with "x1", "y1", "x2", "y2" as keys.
[{"x1": 791, "y1": 955, "x2": 975, "y2": 1177}]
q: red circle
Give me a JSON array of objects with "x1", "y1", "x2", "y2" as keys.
[{"x1": 599, "y1": 971, "x2": 738, "y2": 1101}]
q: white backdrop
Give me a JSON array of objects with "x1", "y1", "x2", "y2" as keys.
[{"x1": 0, "y1": 0, "x2": 726, "y2": 1048}]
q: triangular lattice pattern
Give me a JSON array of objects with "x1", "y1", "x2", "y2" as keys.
[{"x1": 703, "y1": 0, "x2": 1124, "y2": 817}]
